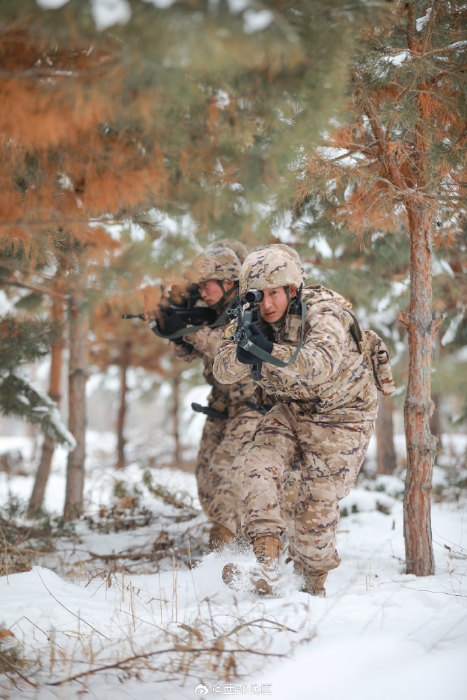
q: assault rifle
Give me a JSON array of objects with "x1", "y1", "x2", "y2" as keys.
[
  {"x1": 229, "y1": 285, "x2": 304, "y2": 378},
  {"x1": 122, "y1": 283, "x2": 217, "y2": 342},
  {"x1": 229, "y1": 289, "x2": 263, "y2": 342},
  {"x1": 227, "y1": 288, "x2": 264, "y2": 380}
]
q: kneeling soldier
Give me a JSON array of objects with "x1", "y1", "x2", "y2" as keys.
[
  {"x1": 157, "y1": 245, "x2": 266, "y2": 550},
  {"x1": 213, "y1": 244, "x2": 386, "y2": 596}
]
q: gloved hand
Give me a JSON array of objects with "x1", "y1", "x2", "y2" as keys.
[
  {"x1": 236, "y1": 325, "x2": 274, "y2": 365},
  {"x1": 155, "y1": 306, "x2": 187, "y2": 337}
]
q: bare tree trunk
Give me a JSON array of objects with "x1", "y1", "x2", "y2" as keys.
[
  {"x1": 403, "y1": 206, "x2": 438, "y2": 576},
  {"x1": 28, "y1": 298, "x2": 63, "y2": 517},
  {"x1": 64, "y1": 284, "x2": 89, "y2": 521},
  {"x1": 171, "y1": 368, "x2": 181, "y2": 467},
  {"x1": 116, "y1": 341, "x2": 131, "y2": 469},
  {"x1": 376, "y1": 394, "x2": 397, "y2": 475},
  {"x1": 430, "y1": 334, "x2": 443, "y2": 453},
  {"x1": 430, "y1": 394, "x2": 442, "y2": 452}
]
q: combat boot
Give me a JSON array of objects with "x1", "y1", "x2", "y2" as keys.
[
  {"x1": 295, "y1": 563, "x2": 328, "y2": 597},
  {"x1": 209, "y1": 523, "x2": 235, "y2": 551},
  {"x1": 222, "y1": 536, "x2": 283, "y2": 596}
]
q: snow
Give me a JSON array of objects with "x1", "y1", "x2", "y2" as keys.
[
  {"x1": 91, "y1": 0, "x2": 131, "y2": 31},
  {"x1": 227, "y1": 0, "x2": 251, "y2": 14},
  {"x1": 1, "y1": 434, "x2": 466, "y2": 698},
  {"x1": 243, "y1": 10, "x2": 274, "y2": 34},
  {"x1": 416, "y1": 8, "x2": 432, "y2": 32},
  {"x1": 36, "y1": 0, "x2": 69, "y2": 8},
  {"x1": 144, "y1": 0, "x2": 178, "y2": 9},
  {"x1": 375, "y1": 52, "x2": 410, "y2": 79},
  {"x1": 441, "y1": 310, "x2": 463, "y2": 346},
  {"x1": 384, "y1": 51, "x2": 410, "y2": 67}
]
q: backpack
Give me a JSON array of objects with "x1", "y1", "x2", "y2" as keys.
[{"x1": 346, "y1": 315, "x2": 396, "y2": 397}]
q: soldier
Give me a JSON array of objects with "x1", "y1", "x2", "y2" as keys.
[
  {"x1": 213, "y1": 244, "x2": 387, "y2": 596},
  {"x1": 156, "y1": 244, "x2": 266, "y2": 550}
]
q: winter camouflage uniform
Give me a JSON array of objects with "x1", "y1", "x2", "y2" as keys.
[
  {"x1": 213, "y1": 244, "x2": 378, "y2": 576},
  {"x1": 173, "y1": 246, "x2": 265, "y2": 535}
]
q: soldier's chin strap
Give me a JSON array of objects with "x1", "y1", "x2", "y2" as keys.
[
  {"x1": 209, "y1": 280, "x2": 238, "y2": 313},
  {"x1": 238, "y1": 300, "x2": 307, "y2": 368}
]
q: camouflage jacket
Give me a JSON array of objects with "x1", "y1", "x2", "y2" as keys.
[
  {"x1": 213, "y1": 285, "x2": 378, "y2": 423},
  {"x1": 171, "y1": 297, "x2": 265, "y2": 417}
]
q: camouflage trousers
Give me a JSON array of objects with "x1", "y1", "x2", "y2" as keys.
[
  {"x1": 196, "y1": 409, "x2": 261, "y2": 535},
  {"x1": 196, "y1": 417, "x2": 226, "y2": 516},
  {"x1": 241, "y1": 402, "x2": 375, "y2": 574}
]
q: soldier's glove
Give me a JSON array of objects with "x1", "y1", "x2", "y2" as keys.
[
  {"x1": 236, "y1": 325, "x2": 274, "y2": 365},
  {"x1": 154, "y1": 306, "x2": 187, "y2": 339}
]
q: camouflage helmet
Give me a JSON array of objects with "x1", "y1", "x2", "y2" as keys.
[
  {"x1": 186, "y1": 246, "x2": 241, "y2": 284},
  {"x1": 239, "y1": 244, "x2": 306, "y2": 297},
  {"x1": 205, "y1": 238, "x2": 249, "y2": 264}
]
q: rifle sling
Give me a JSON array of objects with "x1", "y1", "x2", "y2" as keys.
[
  {"x1": 238, "y1": 301, "x2": 307, "y2": 368},
  {"x1": 238, "y1": 300, "x2": 364, "y2": 369}
]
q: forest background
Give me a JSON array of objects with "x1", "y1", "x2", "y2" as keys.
[{"x1": 0, "y1": 0, "x2": 466, "y2": 580}]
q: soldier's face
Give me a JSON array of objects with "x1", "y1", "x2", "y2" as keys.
[
  {"x1": 199, "y1": 279, "x2": 234, "y2": 306},
  {"x1": 259, "y1": 286, "x2": 296, "y2": 323}
]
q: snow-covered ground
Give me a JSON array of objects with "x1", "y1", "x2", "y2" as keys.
[{"x1": 0, "y1": 433, "x2": 466, "y2": 699}]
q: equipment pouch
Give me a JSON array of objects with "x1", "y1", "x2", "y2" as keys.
[{"x1": 360, "y1": 330, "x2": 396, "y2": 397}]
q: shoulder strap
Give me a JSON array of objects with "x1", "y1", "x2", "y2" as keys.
[
  {"x1": 345, "y1": 310, "x2": 364, "y2": 353},
  {"x1": 239, "y1": 298, "x2": 363, "y2": 368}
]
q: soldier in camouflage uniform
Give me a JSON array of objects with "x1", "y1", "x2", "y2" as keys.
[
  {"x1": 213, "y1": 244, "x2": 379, "y2": 596},
  {"x1": 159, "y1": 245, "x2": 266, "y2": 549}
]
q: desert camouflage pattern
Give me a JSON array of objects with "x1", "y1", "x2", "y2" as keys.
[
  {"x1": 186, "y1": 247, "x2": 241, "y2": 284},
  {"x1": 206, "y1": 239, "x2": 249, "y2": 264},
  {"x1": 214, "y1": 285, "x2": 378, "y2": 423},
  {"x1": 195, "y1": 416, "x2": 227, "y2": 516},
  {"x1": 213, "y1": 275, "x2": 378, "y2": 576},
  {"x1": 200, "y1": 408, "x2": 263, "y2": 534},
  {"x1": 170, "y1": 299, "x2": 265, "y2": 533},
  {"x1": 363, "y1": 330, "x2": 396, "y2": 397},
  {"x1": 239, "y1": 244, "x2": 306, "y2": 297},
  {"x1": 240, "y1": 405, "x2": 374, "y2": 572}
]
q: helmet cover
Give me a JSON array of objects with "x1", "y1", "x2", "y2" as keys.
[
  {"x1": 205, "y1": 238, "x2": 249, "y2": 264},
  {"x1": 186, "y1": 246, "x2": 241, "y2": 284},
  {"x1": 239, "y1": 244, "x2": 306, "y2": 297}
]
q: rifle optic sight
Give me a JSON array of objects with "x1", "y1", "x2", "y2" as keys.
[{"x1": 244, "y1": 289, "x2": 264, "y2": 304}]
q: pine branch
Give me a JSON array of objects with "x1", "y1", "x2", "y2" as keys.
[{"x1": 0, "y1": 279, "x2": 68, "y2": 300}]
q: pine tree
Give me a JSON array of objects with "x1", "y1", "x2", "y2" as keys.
[
  {"x1": 296, "y1": 1, "x2": 467, "y2": 575},
  {"x1": 0, "y1": 313, "x2": 73, "y2": 446},
  {"x1": 90, "y1": 293, "x2": 167, "y2": 469},
  {"x1": 27, "y1": 294, "x2": 64, "y2": 518},
  {"x1": 0, "y1": 0, "x2": 378, "y2": 519}
]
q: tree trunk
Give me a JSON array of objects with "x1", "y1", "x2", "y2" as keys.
[
  {"x1": 28, "y1": 300, "x2": 63, "y2": 517},
  {"x1": 64, "y1": 285, "x2": 89, "y2": 521},
  {"x1": 403, "y1": 205, "x2": 437, "y2": 576},
  {"x1": 430, "y1": 394, "x2": 443, "y2": 453},
  {"x1": 171, "y1": 368, "x2": 181, "y2": 467},
  {"x1": 430, "y1": 334, "x2": 443, "y2": 453},
  {"x1": 116, "y1": 341, "x2": 131, "y2": 469},
  {"x1": 376, "y1": 394, "x2": 397, "y2": 475}
]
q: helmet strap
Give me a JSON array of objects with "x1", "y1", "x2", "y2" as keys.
[{"x1": 209, "y1": 280, "x2": 238, "y2": 311}]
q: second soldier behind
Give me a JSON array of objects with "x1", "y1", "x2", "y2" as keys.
[{"x1": 155, "y1": 243, "x2": 267, "y2": 550}]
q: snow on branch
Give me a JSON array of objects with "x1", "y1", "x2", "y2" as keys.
[{"x1": 0, "y1": 372, "x2": 76, "y2": 449}]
